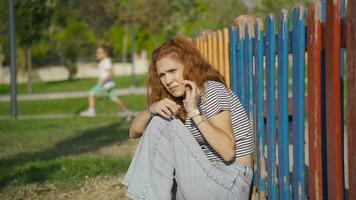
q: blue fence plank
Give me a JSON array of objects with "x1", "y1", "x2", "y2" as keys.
[
  {"x1": 245, "y1": 18, "x2": 254, "y2": 118},
  {"x1": 254, "y1": 17, "x2": 266, "y2": 199},
  {"x1": 236, "y1": 19, "x2": 246, "y2": 107},
  {"x1": 292, "y1": 5, "x2": 306, "y2": 200},
  {"x1": 265, "y1": 14, "x2": 277, "y2": 200},
  {"x1": 277, "y1": 9, "x2": 291, "y2": 200},
  {"x1": 341, "y1": 0, "x2": 346, "y2": 80},
  {"x1": 229, "y1": 26, "x2": 238, "y2": 93}
]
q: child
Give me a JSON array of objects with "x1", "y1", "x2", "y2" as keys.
[{"x1": 80, "y1": 45, "x2": 133, "y2": 120}]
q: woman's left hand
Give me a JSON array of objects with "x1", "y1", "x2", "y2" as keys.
[{"x1": 182, "y1": 80, "x2": 200, "y2": 113}]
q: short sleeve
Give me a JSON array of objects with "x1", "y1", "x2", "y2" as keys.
[
  {"x1": 100, "y1": 59, "x2": 112, "y2": 70},
  {"x1": 203, "y1": 81, "x2": 230, "y2": 119}
]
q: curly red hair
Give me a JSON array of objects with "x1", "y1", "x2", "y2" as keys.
[{"x1": 147, "y1": 36, "x2": 225, "y2": 121}]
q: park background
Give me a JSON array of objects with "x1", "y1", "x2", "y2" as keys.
[{"x1": 0, "y1": 0, "x2": 308, "y2": 199}]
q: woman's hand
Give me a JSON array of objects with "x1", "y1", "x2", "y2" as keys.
[
  {"x1": 182, "y1": 80, "x2": 200, "y2": 113},
  {"x1": 150, "y1": 98, "x2": 181, "y2": 119}
]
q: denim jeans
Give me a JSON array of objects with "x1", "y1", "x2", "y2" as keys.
[{"x1": 122, "y1": 116, "x2": 253, "y2": 200}]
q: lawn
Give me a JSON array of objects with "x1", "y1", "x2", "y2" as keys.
[
  {"x1": 0, "y1": 95, "x2": 146, "y2": 199},
  {"x1": 0, "y1": 75, "x2": 147, "y2": 95},
  {"x1": 0, "y1": 95, "x2": 147, "y2": 116}
]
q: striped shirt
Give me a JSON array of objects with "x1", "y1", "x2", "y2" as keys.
[{"x1": 184, "y1": 80, "x2": 254, "y2": 162}]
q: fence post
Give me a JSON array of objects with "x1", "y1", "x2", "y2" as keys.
[
  {"x1": 245, "y1": 17, "x2": 254, "y2": 118},
  {"x1": 347, "y1": 0, "x2": 356, "y2": 198},
  {"x1": 212, "y1": 32, "x2": 219, "y2": 69},
  {"x1": 265, "y1": 13, "x2": 277, "y2": 200},
  {"x1": 292, "y1": 5, "x2": 306, "y2": 200},
  {"x1": 197, "y1": 36, "x2": 202, "y2": 54},
  {"x1": 234, "y1": 16, "x2": 247, "y2": 107},
  {"x1": 208, "y1": 33, "x2": 214, "y2": 66},
  {"x1": 254, "y1": 17, "x2": 266, "y2": 200},
  {"x1": 229, "y1": 26, "x2": 238, "y2": 92},
  {"x1": 217, "y1": 30, "x2": 224, "y2": 76},
  {"x1": 203, "y1": 35, "x2": 208, "y2": 62},
  {"x1": 325, "y1": 0, "x2": 344, "y2": 198},
  {"x1": 223, "y1": 28, "x2": 231, "y2": 88},
  {"x1": 277, "y1": 9, "x2": 290, "y2": 200},
  {"x1": 307, "y1": 1, "x2": 323, "y2": 199}
]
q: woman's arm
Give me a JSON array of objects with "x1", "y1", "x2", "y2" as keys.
[
  {"x1": 191, "y1": 111, "x2": 236, "y2": 161},
  {"x1": 129, "y1": 98, "x2": 181, "y2": 138},
  {"x1": 182, "y1": 80, "x2": 236, "y2": 161},
  {"x1": 129, "y1": 110, "x2": 152, "y2": 138}
]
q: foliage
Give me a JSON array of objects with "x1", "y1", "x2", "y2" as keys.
[
  {"x1": 14, "y1": 0, "x2": 53, "y2": 47},
  {"x1": 0, "y1": 0, "x2": 309, "y2": 69}
]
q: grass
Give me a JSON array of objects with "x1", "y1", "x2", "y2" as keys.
[
  {"x1": 0, "y1": 95, "x2": 147, "y2": 116},
  {"x1": 0, "y1": 115, "x2": 135, "y2": 191},
  {"x1": 0, "y1": 75, "x2": 147, "y2": 95},
  {"x1": 0, "y1": 93, "x2": 146, "y2": 198}
]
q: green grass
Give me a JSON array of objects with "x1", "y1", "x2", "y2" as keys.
[
  {"x1": 0, "y1": 95, "x2": 147, "y2": 116},
  {"x1": 0, "y1": 113, "x2": 137, "y2": 190},
  {"x1": 0, "y1": 75, "x2": 147, "y2": 95},
  {"x1": 0, "y1": 93, "x2": 147, "y2": 191}
]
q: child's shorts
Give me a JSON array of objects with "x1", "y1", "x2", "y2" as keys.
[{"x1": 90, "y1": 84, "x2": 118, "y2": 101}]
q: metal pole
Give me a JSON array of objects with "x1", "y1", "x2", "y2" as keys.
[{"x1": 8, "y1": 0, "x2": 17, "y2": 119}]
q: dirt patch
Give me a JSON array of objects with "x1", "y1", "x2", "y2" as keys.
[
  {"x1": 0, "y1": 176, "x2": 131, "y2": 200},
  {"x1": 0, "y1": 138, "x2": 141, "y2": 200},
  {"x1": 98, "y1": 139, "x2": 139, "y2": 158}
]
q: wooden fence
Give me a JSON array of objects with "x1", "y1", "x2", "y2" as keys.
[{"x1": 192, "y1": 0, "x2": 355, "y2": 199}]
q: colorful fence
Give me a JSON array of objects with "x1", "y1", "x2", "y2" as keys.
[{"x1": 192, "y1": 0, "x2": 355, "y2": 199}]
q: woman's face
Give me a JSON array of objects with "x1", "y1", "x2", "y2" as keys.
[{"x1": 156, "y1": 55, "x2": 186, "y2": 98}]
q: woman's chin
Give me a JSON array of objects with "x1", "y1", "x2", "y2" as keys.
[{"x1": 170, "y1": 90, "x2": 185, "y2": 98}]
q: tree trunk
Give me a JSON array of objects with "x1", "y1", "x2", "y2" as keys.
[
  {"x1": 122, "y1": 24, "x2": 128, "y2": 63},
  {"x1": 26, "y1": 47, "x2": 32, "y2": 94}
]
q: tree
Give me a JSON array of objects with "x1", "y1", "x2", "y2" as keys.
[
  {"x1": 52, "y1": 18, "x2": 96, "y2": 80},
  {"x1": 14, "y1": 0, "x2": 53, "y2": 93}
]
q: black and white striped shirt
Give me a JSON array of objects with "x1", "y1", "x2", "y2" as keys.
[{"x1": 184, "y1": 80, "x2": 254, "y2": 162}]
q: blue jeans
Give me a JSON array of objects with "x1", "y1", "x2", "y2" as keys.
[{"x1": 122, "y1": 116, "x2": 253, "y2": 200}]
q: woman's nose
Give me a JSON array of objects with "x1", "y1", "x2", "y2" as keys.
[{"x1": 166, "y1": 74, "x2": 174, "y2": 85}]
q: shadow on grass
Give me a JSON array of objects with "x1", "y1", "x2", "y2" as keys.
[{"x1": 0, "y1": 121, "x2": 130, "y2": 189}]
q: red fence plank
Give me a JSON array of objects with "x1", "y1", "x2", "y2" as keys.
[
  {"x1": 325, "y1": 0, "x2": 344, "y2": 199},
  {"x1": 307, "y1": 1, "x2": 323, "y2": 199},
  {"x1": 347, "y1": 0, "x2": 356, "y2": 199}
]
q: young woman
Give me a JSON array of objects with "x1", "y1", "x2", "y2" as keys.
[
  {"x1": 80, "y1": 45, "x2": 132, "y2": 120},
  {"x1": 123, "y1": 37, "x2": 254, "y2": 200}
]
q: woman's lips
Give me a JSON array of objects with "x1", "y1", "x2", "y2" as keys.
[{"x1": 169, "y1": 86, "x2": 179, "y2": 91}]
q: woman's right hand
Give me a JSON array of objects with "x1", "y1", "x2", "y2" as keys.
[{"x1": 149, "y1": 98, "x2": 181, "y2": 119}]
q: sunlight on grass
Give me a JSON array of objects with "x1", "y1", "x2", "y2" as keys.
[
  {"x1": 0, "y1": 115, "x2": 136, "y2": 190},
  {"x1": 0, "y1": 75, "x2": 147, "y2": 95},
  {"x1": 0, "y1": 94, "x2": 147, "y2": 116}
]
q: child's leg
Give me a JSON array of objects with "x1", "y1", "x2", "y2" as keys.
[
  {"x1": 80, "y1": 84, "x2": 102, "y2": 117},
  {"x1": 108, "y1": 89, "x2": 129, "y2": 111},
  {"x1": 88, "y1": 95, "x2": 95, "y2": 109},
  {"x1": 88, "y1": 84, "x2": 103, "y2": 109}
]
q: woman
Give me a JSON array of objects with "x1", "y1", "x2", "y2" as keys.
[{"x1": 123, "y1": 37, "x2": 254, "y2": 200}]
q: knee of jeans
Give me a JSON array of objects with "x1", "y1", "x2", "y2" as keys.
[
  {"x1": 145, "y1": 116, "x2": 171, "y2": 136},
  {"x1": 150, "y1": 116, "x2": 171, "y2": 126}
]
